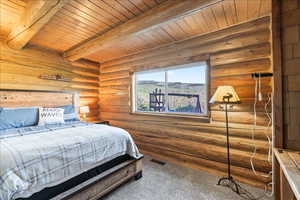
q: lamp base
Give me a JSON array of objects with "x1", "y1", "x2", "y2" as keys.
[{"x1": 217, "y1": 176, "x2": 240, "y2": 194}]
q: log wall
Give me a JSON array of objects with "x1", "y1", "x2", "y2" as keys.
[
  {"x1": 281, "y1": 0, "x2": 300, "y2": 151},
  {"x1": 99, "y1": 17, "x2": 273, "y2": 188},
  {"x1": 0, "y1": 41, "x2": 100, "y2": 122}
]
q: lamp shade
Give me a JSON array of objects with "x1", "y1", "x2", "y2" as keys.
[
  {"x1": 80, "y1": 106, "x2": 90, "y2": 114},
  {"x1": 210, "y1": 86, "x2": 240, "y2": 104}
]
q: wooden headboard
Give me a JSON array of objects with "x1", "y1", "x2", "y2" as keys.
[{"x1": 0, "y1": 90, "x2": 80, "y2": 112}]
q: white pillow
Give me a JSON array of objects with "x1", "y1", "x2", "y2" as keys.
[{"x1": 38, "y1": 108, "x2": 65, "y2": 126}]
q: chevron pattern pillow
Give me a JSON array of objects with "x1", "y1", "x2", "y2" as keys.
[{"x1": 38, "y1": 108, "x2": 65, "y2": 126}]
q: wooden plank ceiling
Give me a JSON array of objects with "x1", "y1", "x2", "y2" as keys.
[
  {"x1": 0, "y1": 0, "x2": 27, "y2": 38},
  {"x1": 1, "y1": 0, "x2": 271, "y2": 63},
  {"x1": 29, "y1": 0, "x2": 168, "y2": 52}
]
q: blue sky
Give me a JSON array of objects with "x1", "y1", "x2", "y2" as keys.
[{"x1": 137, "y1": 65, "x2": 207, "y2": 84}]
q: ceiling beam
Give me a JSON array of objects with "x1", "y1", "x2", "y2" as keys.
[
  {"x1": 7, "y1": 0, "x2": 70, "y2": 49},
  {"x1": 63, "y1": 0, "x2": 222, "y2": 61}
]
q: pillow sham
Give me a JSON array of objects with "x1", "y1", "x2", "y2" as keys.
[
  {"x1": 0, "y1": 107, "x2": 39, "y2": 130},
  {"x1": 57, "y1": 105, "x2": 79, "y2": 121},
  {"x1": 38, "y1": 108, "x2": 65, "y2": 126}
]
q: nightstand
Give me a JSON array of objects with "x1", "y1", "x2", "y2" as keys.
[{"x1": 94, "y1": 121, "x2": 110, "y2": 125}]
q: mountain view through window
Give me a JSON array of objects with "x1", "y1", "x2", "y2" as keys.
[{"x1": 134, "y1": 62, "x2": 208, "y2": 115}]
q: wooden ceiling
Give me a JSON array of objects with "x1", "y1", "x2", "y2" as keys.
[
  {"x1": 30, "y1": 0, "x2": 167, "y2": 52},
  {"x1": 0, "y1": 0, "x2": 27, "y2": 37},
  {"x1": 0, "y1": 0, "x2": 271, "y2": 63},
  {"x1": 86, "y1": 0, "x2": 271, "y2": 62}
]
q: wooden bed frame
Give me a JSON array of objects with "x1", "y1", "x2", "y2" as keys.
[{"x1": 0, "y1": 89, "x2": 143, "y2": 200}]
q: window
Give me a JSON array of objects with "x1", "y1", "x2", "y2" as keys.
[{"x1": 132, "y1": 62, "x2": 208, "y2": 116}]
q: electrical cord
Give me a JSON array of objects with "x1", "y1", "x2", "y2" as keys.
[
  {"x1": 250, "y1": 78, "x2": 272, "y2": 178},
  {"x1": 248, "y1": 77, "x2": 274, "y2": 199}
]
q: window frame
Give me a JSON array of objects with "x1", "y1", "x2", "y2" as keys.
[{"x1": 131, "y1": 61, "x2": 210, "y2": 119}]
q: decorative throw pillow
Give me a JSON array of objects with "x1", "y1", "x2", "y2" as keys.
[
  {"x1": 0, "y1": 107, "x2": 39, "y2": 130},
  {"x1": 38, "y1": 108, "x2": 65, "y2": 126}
]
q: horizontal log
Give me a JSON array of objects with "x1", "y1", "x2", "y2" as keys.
[
  {"x1": 100, "y1": 70, "x2": 130, "y2": 81},
  {"x1": 79, "y1": 91, "x2": 99, "y2": 97},
  {"x1": 72, "y1": 77, "x2": 99, "y2": 84},
  {"x1": 100, "y1": 113, "x2": 271, "y2": 140},
  {"x1": 212, "y1": 85, "x2": 272, "y2": 98},
  {"x1": 99, "y1": 105, "x2": 130, "y2": 113},
  {"x1": 9, "y1": 81, "x2": 80, "y2": 92},
  {"x1": 100, "y1": 78, "x2": 130, "y2": 87},
  {"x1": 1, "y1": 73, "x2": 72, "y2": 88},
  {"x1": 101, "y1": 54, "x2": 209, "y2": 73},
  {"x1": 99, "y1": 85, "x2": 129, "y2": 90},
  {"x1": 71, "y1": 83, "x2": 99, "y2": 90},
  {"x1": 211, "y1": 58, "x2": 271, "y2": 78},
  {"x1": 1, "y1": 42, "x2": 76, "y2": 72},
  {"x1": 0, "y1": 82, "x2": 74, "y2": 92},
  {"x1": 109, "y1": 118, "x2": 271, "y2": 141},
  {"x1": 71, "y1": 59, "x2": 100, "y2": 71},
  {"x1": 210, "y1": 43, "x2": 271, "y2": 66},
  {"x1": 211, "y1": 75, "x2": 271, "y2": 88},
  {"x1": 72, "y1": 68, "x2": 99, "y2": 78},
  {"x1": 1, "y1": 61, "x2": 100, "y2": 85},
  {"x1": 110, "y1": 120, "x2": 270, "y2": 154},
  {"x1": 210, "y1": 102, "x2": 271, "y2": 112},
  {"x1": 99, "y1": 88, "x2": 128, "y2": 95},
  {"x1": 211, "y1": 111, "x2": 269, "y2": 126},
  {"x1": 133, "y1": 135, "x2": 271, "y2": 173}
]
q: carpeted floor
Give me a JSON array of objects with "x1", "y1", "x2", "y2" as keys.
[{"x1": 102, "y1": 156, "x2": 274, "y2": 200}]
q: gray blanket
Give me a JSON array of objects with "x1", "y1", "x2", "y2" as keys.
[{"x1": 0, "y1": 122, "x2": 139, "y2": 200}]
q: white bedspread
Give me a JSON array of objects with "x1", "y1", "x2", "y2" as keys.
[{"x1": 0, "y1": 122, "x2": 139, "y2": 200}]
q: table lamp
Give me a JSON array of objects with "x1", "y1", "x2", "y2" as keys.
[{"x1": 80, "y1": 106, "x2": 90, "y2": 121}]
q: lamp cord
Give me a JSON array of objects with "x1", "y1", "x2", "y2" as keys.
[{"x1": 248, "y1": 78, "x2": 273, "y2": 198}]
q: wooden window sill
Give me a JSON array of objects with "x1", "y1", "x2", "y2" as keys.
[{"x1": 130, "y1": 111, "x2": 210, "y2": 123}]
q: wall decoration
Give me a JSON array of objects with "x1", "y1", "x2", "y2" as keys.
[{"x1": 39, "y1": 74, "x2": 71, "y2": 82}]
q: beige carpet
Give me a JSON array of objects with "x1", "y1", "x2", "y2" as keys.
[{"x1": 102, "y1": 156, "x2": 274, "y2": 200}]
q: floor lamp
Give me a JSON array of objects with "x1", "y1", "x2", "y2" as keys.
[{"x1": 210, "y1": 86, "x2": 241, "y2": 194}]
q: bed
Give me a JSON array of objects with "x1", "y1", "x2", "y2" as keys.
[{"x1": 0, "y1": 90, "x2": 143, "y2": 200}]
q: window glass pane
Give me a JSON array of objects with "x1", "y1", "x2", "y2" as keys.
[
  {"x1": 167, "y1": 64, "x2": 207, "y2": 114},
  {"x1": 136, "y1": 71, "x2": 165, "y2": 112}
]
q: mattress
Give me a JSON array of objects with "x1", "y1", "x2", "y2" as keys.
[{"x1": 0, "y1": 121, "x2": 139, "y2": 200}]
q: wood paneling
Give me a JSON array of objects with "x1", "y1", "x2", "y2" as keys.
[
  {"x1": 7, "y1": 0, "x2": 70, "y2": 49},
  {"x1": 29, "y1": 0, "x2": 167, "y2": 52},
  {"x1": 281, "y1": 0, "x2": 300, "y2": 151},
  {"x1": 63, "y1": 0, "x2": 222, "y2": 61},
  {"x1": 0, "y1": 91, "x2": 76, "y2": 108},
  {"x1": 99, "y1": 17, "x2": 272, "y2": 188},
  {"x1": 0, "y1": 0, "x2": 26, "y2": 37},
  {"x1": 12, "y1": 0, "x2": 272, "y2": 62},
  {"x1": 0, "y1": 41, "x2": 100, "y2": 122},
  {"x1": 86, "y1": 0, "x2": 272, "y2": 62}
]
